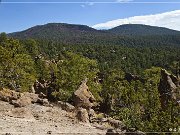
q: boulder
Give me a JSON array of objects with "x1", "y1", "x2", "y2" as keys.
[
  {"x1": 57, "y1": 101, "x2": 75, "y2": 112},
  {"x1": 23, "y1": 92, "x2": 39, "y2": 103},
  {"x1": 11, "y1": 92, "x2": 40, "y2": 107},
  {"x1": 11, "y1": 96, "x2": 32, "y2": 107},
  {"x1": 0, "y1": 88, "x2": 51, "y2": 107},
  {"x1": 88, "y1": 108, "x2": 96, "y2": 121},
  {"x1": 0, "y1": 88, "x2": 21, "y2": 102},
  {"x1": 158, "y1": 69, "x2": 180, "y2": 108},
  {"x1": 37, "y1": 98, "x2": 49, "y2": 106},
  {"x1": 108, "y1": 118, "x2": 126, "y2": 129},
  {"x1": 73, "y1": 78, "x2": 96, "y2": 110},
  {"x1": 76, "y1": 108, "x2": 89, "y2": 123}
]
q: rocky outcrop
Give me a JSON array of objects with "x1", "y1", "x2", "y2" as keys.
[
  {"x1": 73, "y1": 78, "x2": 96, "y2": 110},
  {"x1": 0, "y1": 100, "x2": 107, "y2": 134},
  {"x1": 33, "y1": 79, "x2": 48, "y2": 95},
  {"x1": 0, "y1": 88, "x2": 21, "y2": 102},
  {"x1": 0, "y1": 88, "x2": 143, "y2": 134},
  {"x1": 73, "y1": 79, "x2": 97, "y2": 123},
  {"x1": 0, "y1": 88, "x2": 49, "y2": 107},
  {"x1": 23, "y1": 92, "x2": 39, "y2": 103},
  {"x1": 33, "y1": 80, "x2": 56, "y2": 101},
  {"x1": 11, "y1": 96, "x2": 32, "y2": 107},
  {"x1": 158, "y1": 69, "x2": 180, "y2": 108}
]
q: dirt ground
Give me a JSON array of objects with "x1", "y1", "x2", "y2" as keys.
[{"x1": 0, "y1": 101, "x2": 107, "y2": 135}]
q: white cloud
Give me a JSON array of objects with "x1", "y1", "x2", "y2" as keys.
[
  {"x1": 80, "y1": 1, "x2": 94, "y2": 8},
  {"x1": 81, "y1": 4, "x2": 85, "y2": 8},
  {"x1": 92, "y1": 10, "x2": 180, "y2": 31}
]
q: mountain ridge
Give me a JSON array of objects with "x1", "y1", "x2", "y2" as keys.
[
  {"x1": 9, "y1": 23, "x2": 180, "y2": 36},
  {"x1": 108, "y1": 24, "x2": 180, "y2": 35},
  {"x1": 8, "y1": 23, "x2": 180, "y2": 47}
]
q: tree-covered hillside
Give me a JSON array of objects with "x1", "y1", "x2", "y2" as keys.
[
  {"x1": 1, "y1": 22, "x2": 180, "y2": 134},
  {"x1": 108, "y1": 24, "x2": 180, "y2": 36},
  {"x1": 8, "y1": 23, "x2": 180, "y2": 47}
]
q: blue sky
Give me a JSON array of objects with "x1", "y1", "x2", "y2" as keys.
[{"x1": 0, "y1": 0, "x2": 180, "y2": 33}]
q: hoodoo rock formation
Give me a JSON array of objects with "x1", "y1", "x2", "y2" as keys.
[
  {"x1": 158, "y1": 69, "x2": 180, "y2": 108},
  {"x1": 73, "y1": 78, "x2": 96, "y2": 110}
]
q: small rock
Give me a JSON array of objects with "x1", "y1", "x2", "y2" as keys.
[
  {"x1": 37, "y1": 98, "x2": 49, "y2": 106},
  {"x1": 47, "y1": 131, "x2": 52, "y2": 134},
  {"x1": 128, "y1": 128, "x2": 136, "y2": 132},
  {"x1": 76, "y1": 108, "x2": 89, "y2": 123},
  {"x1": 135, "y1": 131, "x2": 146, "y2": 135},
  {"x1": 5, "y1": 133, "x2": 11, "y2": 135},
  {"x1": 38, "y1": 92, "x2": 47, "y2": 98}
]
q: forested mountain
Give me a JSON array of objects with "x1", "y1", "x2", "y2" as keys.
[
  {"x1": 108, "y1": 24, "x2": 180, "y2": 36},
  {"x1": 8, "y1": 23, "x2": 180, "y2": 47},
  {"x1": 8, "y1": 23, "x2": 109, "y2": 42}
]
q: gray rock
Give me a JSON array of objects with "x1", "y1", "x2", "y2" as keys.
[
  {"x1": 108, "y1": 118, "x2": 126, "y2": 129},
  {"x1": 37, "y1": 98, "x2": 49, "y2": 106},
  {"x1": 76, "y1": 108, "x2": 89, "y2": 123},
  {"x1": 57, "y1": 101, "x2": 75, "y2": 112},
  {"x1": 88, "y1": 108, "x2": 96, "y2": 121}
]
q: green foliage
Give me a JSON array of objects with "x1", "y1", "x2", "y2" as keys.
[
  {"x1": 0, "y1": 33, "x2": 36, "y2": 91},
  {"x1": 34, "y1": 41, "x2": 180, "y2": 75},
  {"x1": 22, "y1": 39, "x2": 39, "y2": 57},
  {"x1": 34, "y1": 58, "x2": 51, "y2": 80},
  {"x1": 0, "y1": 32, "x2": 179, "y2": 133},
  {"x1": 55, "y1": 52, "x2": 101, "y2": 101},
  {"x1": 101, "y1": 67, "x2": 178, "y2": 132}
]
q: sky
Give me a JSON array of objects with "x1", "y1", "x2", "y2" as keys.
[{"x1": 0, "y1": 0, "x2": 180, "y2": 33}]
